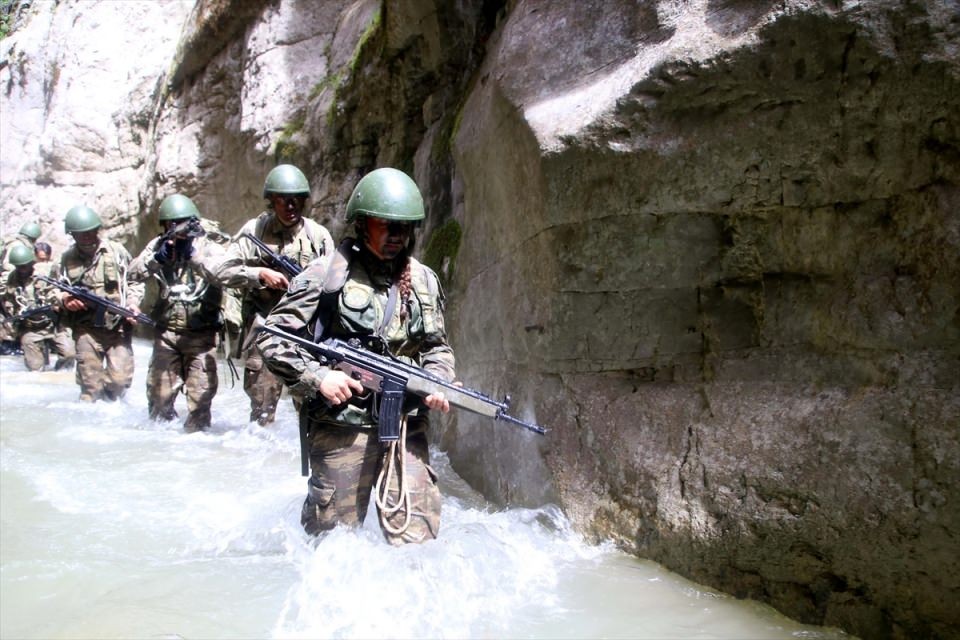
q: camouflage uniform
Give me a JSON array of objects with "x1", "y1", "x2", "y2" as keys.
[
  {"x1": 216, "y1": 212, "x2": 333, "y2": 425},
  {"x1": 129, "y1": 232, "x2": 226, "y2": 432},
  {"x1": 60, "y1": 239, "x2": 144, "y2": 402},
  {"x1": 257, "y1": 240, "x2": 455, "y2": 545},
  {"x1": 0, "y1": 234, "x2": 37, "y2": 345},
  {"x1": 0, "y1": 261, "x2": 75, "y2": 371}
]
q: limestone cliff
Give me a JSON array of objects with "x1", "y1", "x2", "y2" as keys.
[{"x1": 1, "y1": 1, "x2": 957, "y2": 638}]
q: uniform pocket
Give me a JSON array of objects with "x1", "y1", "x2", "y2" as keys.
[{"x1": 338, "y1": 282, "x2": 379, "y2": 334}]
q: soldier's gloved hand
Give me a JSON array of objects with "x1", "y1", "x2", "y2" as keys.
[
  {"x1": 174, "y1": 236, "x2": 194, "y2": 260},
  {"x1": 154, "y1": 240, "x2": 173, "y2": 264}
]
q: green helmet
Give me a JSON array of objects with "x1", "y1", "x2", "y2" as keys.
[
  {"x1": 345, "y1": 168, "x2": 425, "y2": 222},
  {"x1": 64, "y1": 205, "x2": 102, "y2": 233},
  {"x1": 158, "y1": 194, "x2": 200, "y2": 221},
  {"x1": 18, "y1": 222, "x2": 41, "y2": 240},
  {"x1": 262, "y1": 164, "x2": 310, "y2": 198},
  {"x1": 7, "y1": 243, "x2": 35, "y2": 266}
]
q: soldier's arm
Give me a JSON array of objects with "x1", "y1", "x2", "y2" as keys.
[
  {"x1": 257, "y1": 261, "x2": 332, "y2": 399},
  {"x1": 127, "y1": 238, "x2": 159, "y2": 282},
  {"x1": 214, "y1": 221, "x2": 270, "y2": 289},
  {"x1": 190, "y1": 237, "x2": 226, "y2": 283}
]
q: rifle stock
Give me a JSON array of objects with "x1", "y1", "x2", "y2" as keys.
[{"x1": 258, "y1": 324, "x2": 547, "y2": 442}]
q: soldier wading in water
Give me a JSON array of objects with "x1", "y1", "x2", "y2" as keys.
[
  {"x1": 129, "y1": 194, "x2": 226, "y2": 432},
  {"x1": 216, "y1": 165, "x2": 333, "y2": 426},
  {"x1": 258, "y1": 168, "x2": 455, "y2": 545}
]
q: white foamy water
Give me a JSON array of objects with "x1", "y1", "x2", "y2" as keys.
[{"x1": 0, "y1": 339, "x2": 851, "y2": 639}]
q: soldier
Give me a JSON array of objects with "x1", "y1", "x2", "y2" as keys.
[
  {"x1": 59, "y1": 205, "x2": 144, "y2": 402},
  {"x1": 34, "y1": 242, "x2": 53, "y2": 262},
  {"x1": 0, "y1": 243, "x2": 75, "y2": 371},
  {"x1": 0, "y1": 221, "x2": 42, "y2": 278},
  {"x1": 215, "y1": 164, "x2": 333, "y2": 426},
  {"x1": 258, "y1": 168, "x2": 455, "y2": 545},
  {"x1": 129, "y1": 194, "x2": 226, "y2": 432},
  {"x1": 0, "y1": 221, "x2": 43, "y2": 349}
]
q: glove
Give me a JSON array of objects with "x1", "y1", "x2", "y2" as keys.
[
  {"x1": 174, "y1": 236, "x2": 194, "y2": 260},
  {"x1": 154, "y1": 240, "x2": 173, "y2": 264}
]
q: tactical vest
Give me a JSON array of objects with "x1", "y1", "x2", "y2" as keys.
[{"x1": 61, "y1": 240, "x2": 129, "y2": 330}]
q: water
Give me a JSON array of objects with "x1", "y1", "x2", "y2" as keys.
[{"x1": 0, "y1": 339, "x2": 851, "y2": 639}]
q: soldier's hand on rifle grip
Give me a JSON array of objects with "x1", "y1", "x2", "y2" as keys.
[
  {"x1": 319, "y1": 369, "x2": 365, "y2": 406},
  {"x1": 259, "y1": 268, "x2": 289, "y2": 290},
  {"x1": 62, "y1": 293, "x2": 87, "y2": 312},
  {"x1": 126, "y1": 305, "x2": 142, "y2": 325}
]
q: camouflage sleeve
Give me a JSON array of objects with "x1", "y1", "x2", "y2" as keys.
[
  {"x1": 257, "y1": 259, "x2": 332, "y2": 399},
  {"x1": 127, "y1": 238, "x2": 159, "y2": 283},
  {"x1": 189, "y1": 236, "x2": 226, "y2": 283},
  {"x1": 214, "y1": 219, "x2": 267, "y2": 289}
]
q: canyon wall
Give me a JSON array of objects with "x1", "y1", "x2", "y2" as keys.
[{"x1": 1, "y1": 1, "x2": 957, "y2": 637}]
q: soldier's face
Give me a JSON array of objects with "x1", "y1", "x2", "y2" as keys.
[
  {"x1": 271, "y1": 194, "x2": 305, "y2": 227},
  {"x1": 72, "y1": 230, "x2": 99, "y2": 255},
  {"x1": 15, "y1": 264, "x2": 34, "y2": 279},
  {"x1": 363, "y1": 217, "x2": 413, "y2": 260}
]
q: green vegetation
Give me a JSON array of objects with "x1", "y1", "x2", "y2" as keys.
[
  {"x1": 422, "y1": 219, "x2": 462, "y2": 287},
  {"x1": 275, "y1": 114, "x2": 306, "y2": 163},
  {"x1": 0, "y1": 0, "x2": 18, "y2": 40}
]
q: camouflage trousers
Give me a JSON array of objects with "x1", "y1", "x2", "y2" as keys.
[
  {"x1": 244, "y1": 343, "x2": 285, "y2": 425},
  {"x1": 20, "y1": 326, "x2": 75, "y2": 371},
  {"x1": 147, "y1": 328, "x2": 219, "y2": 432},
  {"x1": 73, "y1": 325, "x2": 134, "y2": 402},
  {"x1": 302, "y1": 418, "x2": 441, "y2": 545}
]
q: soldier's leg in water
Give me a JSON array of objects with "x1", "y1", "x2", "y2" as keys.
[
  {"x1": 146, "y1": 331, "x2": 182, "y2": 420},
  {"x1": 244, "y1": 344, "x2": 282, "y2": 425},
  {"x1": 52, "y1": 327, "x2": 76, "y2": 370},
  {"x1": 73, "y1": 328, "x2": 106, "y2": 402},
  {"x1": 182, "y1": 331, "x2": 218, "y2": 432},
  {"x1": 302, "y1": 425, "x2": 381, "y2": 535},
  {"x1": 103, "y1": 328, "x2": 134, "y2": 401},
  {"x1": 378, "y1": 425, "x2": 442, "y2": 546},
  {"x1": 19, "y1": 331, "x2": 46, "y2": 371}
]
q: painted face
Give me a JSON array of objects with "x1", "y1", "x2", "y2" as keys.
[
  {"x1": 71, "y1": 230, "x2": 100, "y2": 255},
  {"x1": 363, "y1": 217, "x2": 414, "y2": 260},
  {"x1": 14, "y1": 263, "x2": 34, "y2": 279},
  {"x1": 270, "y1": 194, "x2": 306, "y2": 227}
]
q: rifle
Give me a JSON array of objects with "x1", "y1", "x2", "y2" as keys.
[
  {"x1": 37, "y1": 275, "x2": 156, "y2": 327},
  {"x1": 161, "y1": 217, "x2": 205, "y2": 245},
  {"x1": 259, "y1": 324, "x2": 546, "y2": 467},
  {"x1": 240, "y1": 232, "x2": 302, "y2": 279},
  {"x1": 13, "y1": 304, "x2": 56, "y2": 323}
]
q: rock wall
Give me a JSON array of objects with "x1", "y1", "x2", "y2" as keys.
[
  {"x1": 445, "y1": 1, "x2": 959, "y2": 638},
  {"x1": 1, "y1": 1, "x2": 958, "y2": 638}
]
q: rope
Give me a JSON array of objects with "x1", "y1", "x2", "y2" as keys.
[{"x1": 374, "y1": 415, "x2": 413, "y2": 536}]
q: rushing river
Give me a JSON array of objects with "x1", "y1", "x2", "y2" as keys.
[{"x1": 0, "y1": 339, "x2": 851, "y2": 639}]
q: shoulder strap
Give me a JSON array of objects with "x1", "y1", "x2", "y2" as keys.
[{"x1": 311, "y1": 239, "x2": 357, "y2": 342}]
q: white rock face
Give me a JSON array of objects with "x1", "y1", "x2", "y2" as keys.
[{"x1": 0, "y1": 0, "x2": 193, "y2": 251}]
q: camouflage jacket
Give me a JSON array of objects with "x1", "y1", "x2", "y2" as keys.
[
  {"x1": 128, "y1": 232, "x2": 226, "y2": 333},
  {"x1": 215, "y1": 212, "x2": 333, "y2": 324},
  {"x1": 60, "y1": 238, "x2": 145, "y2": 330},
  {"x1": 257, "y1": 240, "x2": 456, "y2": 427},
  {"x1": 1, "y1": 262, "x2": 61, "y2": 333}
]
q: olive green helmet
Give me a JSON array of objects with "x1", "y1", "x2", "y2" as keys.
[
  {"x1": 64, "y1": 205, "x2": 102, "y2": 233},
  {"x1": 18, "y1": 222, "x2": 41, "y2": 240},
  {"x1": 158, "y1": 194, "x2": 200, "y2": 221},
  {"x1": 262, "y1": 164, "x2": 310, "y2": 198},
  {"x1": 7, "y1": 243, "x2": 35, "y2": 266},
  {"x1": 345, "y1": 168, "x2": 425, "y2": 222}
]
